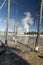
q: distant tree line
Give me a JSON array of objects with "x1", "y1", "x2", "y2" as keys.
[{"x1": 24, "y1": 32, "x2": 43, "y2": 35}]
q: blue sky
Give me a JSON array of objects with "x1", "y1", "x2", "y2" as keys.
[{"x1": 0, "y1": 0, "x2": 43, "y2": 33}]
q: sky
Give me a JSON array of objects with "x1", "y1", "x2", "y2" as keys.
[{"x1": 0, "y1": 0, "x2": 43, "y2": 34}]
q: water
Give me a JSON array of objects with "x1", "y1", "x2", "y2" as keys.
[
  {"x1": 0, "y1": 35, "x2": 43, "y2": 46},
  {"x1": 17, "y1": 36, "x2": 43, "y2": 46},
  {"x1": 0, "y1": 35, "x2": 13, "y2": 43}
]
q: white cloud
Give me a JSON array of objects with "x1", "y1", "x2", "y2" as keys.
[
  {"x1": 0, "y1": 18, "x2": 24, "y2": 33},
  {"x1": 0, "y1": 18, "x2": 15, "y2": 31},
  {"x1": 23, "y1": 22, "x2": 29, "y2": 32},
  {"x1": 22, "y1": 11, "x2": 34, "y2": 32},
  {"x1": 0, "y1": 18, "x2": 15, "y2": 24},
  {"x1": 17, "y1": 26, "x2": 24, "y2": 35}
]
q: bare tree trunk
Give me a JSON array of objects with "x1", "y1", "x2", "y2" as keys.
[
  {"x1": 5, "y1": 0, "x2": 10, "y2": 44},
  {"x1": 35, "y1": 0, "x2": 42, "y2": 51},
  {"x1": 5, "y1": 18, "x2": 8, "y2": 44},
  {"x1": 13, "y1": 2, "x2": 18, "y2": 41}
]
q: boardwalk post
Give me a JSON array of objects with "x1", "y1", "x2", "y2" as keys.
[
  {"x1": 5, "y1": 0, "x2": 10, "y2": 44},
  {"x1": 35, "y1": 0, "x2": 43, "y2": 51}
]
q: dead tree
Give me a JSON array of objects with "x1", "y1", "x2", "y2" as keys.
[
  {"x1": 5, "y1": 0, "x2": 10, "y2": 44},
  {"x1": 35, "y1": 0, "x2": 43, "y2": 51}
]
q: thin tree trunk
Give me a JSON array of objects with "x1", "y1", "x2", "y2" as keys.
[
  {"x1": 35, "y1": 0, "x2": 42, "y2": 51},
  {"x1": 5, "y1": 18, "x2": 8, "y2": 44},
  {"x1": 5, "y1": 0, "x2": 10, "y2": 44}
]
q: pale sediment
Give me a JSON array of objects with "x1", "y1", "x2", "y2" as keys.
[{"x1": 0, "y1": 38, "x2": 43, "y2": 65}]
